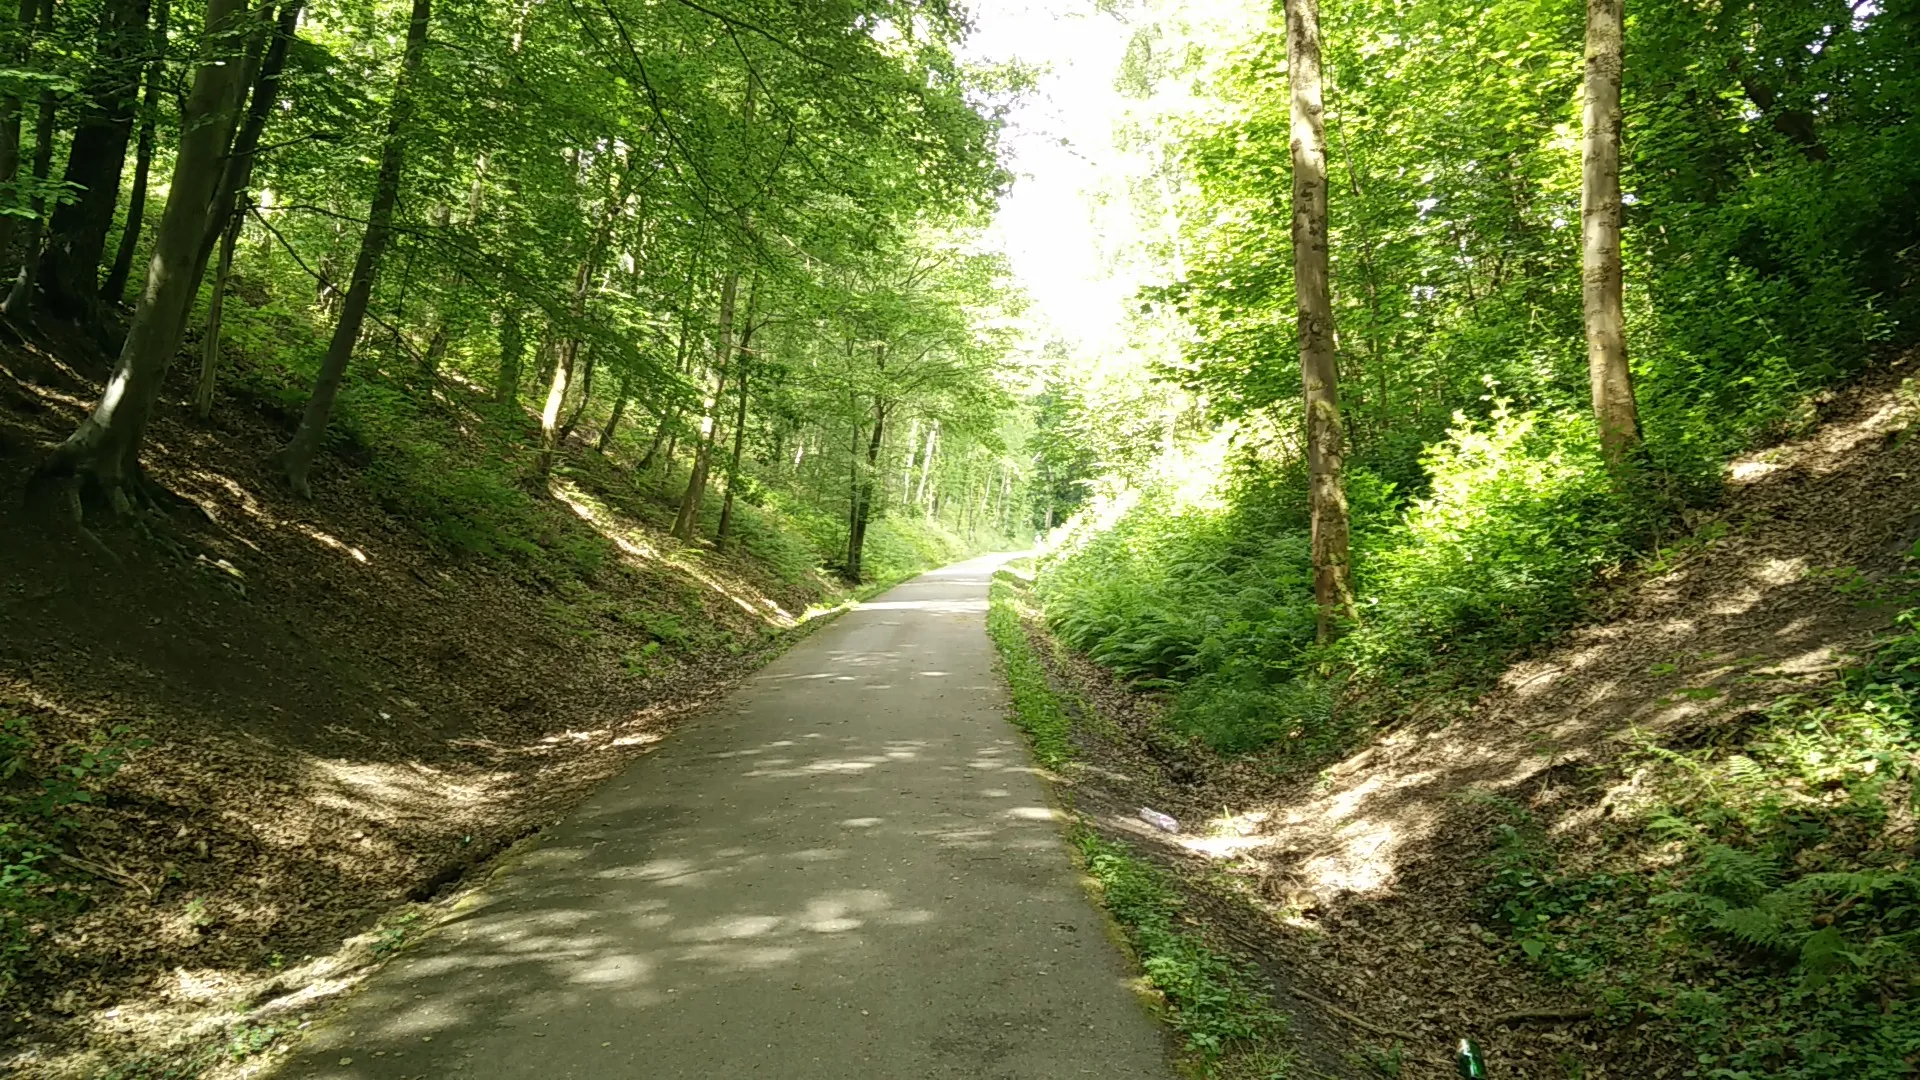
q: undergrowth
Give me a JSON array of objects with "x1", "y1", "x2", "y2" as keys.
[
  {"x1": 985, "y1": 568, "x2": 1073, "y2": 769},
  {"x1": 0, "y1": 712, "x2": 145, "y2": 1000},
  {"x1": 1480, "y1": 593, "x2": 1920, "y2": 1079},
  {"x1": 985, "y1": 570, "x2": 1292, "y2": 1077},
  {"x1": 1074, "y1": 831, "x2": 1294, "y2": 1079},
  {"x1": 1039, "y1": 403, "x2": 1644, "y2": 761}
]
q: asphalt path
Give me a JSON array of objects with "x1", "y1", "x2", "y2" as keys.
[{"x1": 274, "y1": 554, "x2": 1174, "y2": 1079}]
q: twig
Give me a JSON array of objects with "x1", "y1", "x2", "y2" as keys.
[
  {"x1": 1493, "y1": 1006, "x2": 1600, "y2": 1026},
  {"x1": 56, "y1": 853, "x2": 154, "y2": 899},
  {"x1": 1288, "y1": 987, "x2": 1424, "y2": 1043}
]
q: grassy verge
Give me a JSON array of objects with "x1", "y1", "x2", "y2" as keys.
[
  {"x1": 986, "y1": 569, "x2": 1294, "y2": 1078},
  {"x1": 986, "y1": 569, "x2": 1073, "y2": 769}
]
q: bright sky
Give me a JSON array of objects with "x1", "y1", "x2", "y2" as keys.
[{"x1": 962, "y1": 0, "x2": 1136, "y2": 353}]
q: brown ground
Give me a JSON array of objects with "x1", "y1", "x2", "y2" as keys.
[
  {"x1": 0, "y1": 320, "x2": 853, "y2": 1075},
  {"x1": 1022, "y1": 356, "x2": 1920, "y2": 1078}
]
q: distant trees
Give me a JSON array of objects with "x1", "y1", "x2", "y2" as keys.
[{"x1": 20, "y1": 0, "x2": 1021, "y2": 581}]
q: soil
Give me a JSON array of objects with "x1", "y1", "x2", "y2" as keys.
[
  {"x1": 0, "y1": 317, "x2": 853, "y2": 1075},
  {"x1": 1020, "y1": 355, "x2": 1920, "y2": 1079}
]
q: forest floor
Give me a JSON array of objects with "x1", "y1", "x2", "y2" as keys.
[
  {"x1": 0, "y1": 322, "x2": 886, "y2": 1077},
  {"x1": 1005, "y1": 357, "x2": 1920, "y2": 1078}
]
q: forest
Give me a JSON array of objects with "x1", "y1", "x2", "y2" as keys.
[{"x1": 0, "y1": 0, "x2": 1913, "y2": 1075}]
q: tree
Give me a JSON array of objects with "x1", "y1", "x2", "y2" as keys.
[
  {"x1": 1287, "y1": 0, "x2": 1357, "y2": 641},
  {"x1": 1581, "y1": 0, "x2": 1638, "y2": 465},
  {"x1": 100, "y1": 0, "x2": 168, "y2": 303},
  {"x1": 36, "y1": 0, "x2": 150, "y2": 326},
  {"x1": 38, "y1": 0, "x2": 256, "y2": 510},
  {"x1": 281, "y1": 0, "x2": 431, "y2": 498}
]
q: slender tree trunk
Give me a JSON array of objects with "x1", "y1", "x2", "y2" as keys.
[
  {"x1": 3, "y1": 0, "x2": 56, "y2": 318},
  {"x1": 38, "y1": 0, "x2": 148, "y2": 324},
  {"x1": 1288, "y1": 0, "x2": 1357, "y2": 642},
  {"x1": 1582, "y1": 0, "x2": 1638, "y2": 465},
  {"x1": 596, "y1": 368, "x2": 630, "y2": 453},
  {"x1": 193, "y1": 0, "x2": 302, "y2": 295},
  {"x1": 715, "y1": 345, "x2": 751, "y2": 542},
  {"x1": 638, "y1": 293, "x2": 697, "y2": 470},
  {"x1": 672, "y1": 269, "x2": 738, "y2": 541},
  {"x1": 538, "y1": 160, "x2": 638, "y2": 477},
  {"x1": 281, "y1": 0, "x2": 430, "y2": 498},
  {"x1": 193, "y1": 204, "x2": 240, "y2": 417},
  {"x1": 846, "y1": 400, "x2": 886, "y2": 581},
  {"x1": 38, "y1": 0, "x2": 253, "y2": 507},
  {"x1": 495, "y1": 306, "x2": 524, "y2": 404},
  {"x1": 557, "y1": 343, "x2": 596, "y2": 442},
  {"x1": 100, "y1": 0, "x2": 166, "y2": 302},
  {"x1": 916, "y1": 419, "x2": 939, "y2": 518}
]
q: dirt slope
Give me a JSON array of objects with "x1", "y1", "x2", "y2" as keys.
[
  {"x1": 1029, "y1": 359, "x2": 1920, "y2": 1077},
  {"x1": 0, "y1": 324, "x2": 851, "y2": 1075}
]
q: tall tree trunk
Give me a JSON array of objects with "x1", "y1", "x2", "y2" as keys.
[
  {"x1": 845, "y1": 400, "x2": 885, "y2": 582},
  {"x1": 100, "y1": 0, "x2": 166, "y2": 302},
  {"x1": 495, "y1": 306, "x2": 524, "y2": 403},
  {"x1": 672, "y1": 269, "x2": 738, "y2": 541},
  {"x1": 192, "y1": 203, "x2": 240, "y2": 417},
  {"x1": 1581, "y1": 0, "x2": 1638, "y2": 465},
  {"x1": 537, "y1": 160, "x2": 639, "y2": 478},
  {"x1": 1288, "y1": 0, "x2": 1357, "y2": 642},
  {"x1": 2, "y1": 0, "x2": 57, "y2": 318},
  {"x1": 281, "y1": 0, "x2": 430, "y2": 498},
  {"x1": 193, "y1": 0, "x2": 302, "y2": 294},
  {"x1": 715, "y1": 347, "x2": 752, "y2": 542},
  {"x1": 38, "y1": 0, "x2": 253, "y2": 508},
  {"x1": 0, "y1": 0, "x2": 37, "y2": 268},
  {"x1": 916, "y1": 419, "x2": 938, "y2": 518},
  {"x1": 596, "y1": 368, "x2": 630, "y2": 453},
  {"x1": 37, "y1": 0, "x2": 148, "y2": 324}
]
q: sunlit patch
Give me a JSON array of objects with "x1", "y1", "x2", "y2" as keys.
[
  {"x1": 1728, "y1": 459, "x2": 1782, "y2": 482},
  {"x1": 298, "y1": 524, "x2": 370, "y2": 563},
  {"x1": 855, "y1": 599, "x2": 989, "y2": 613}
]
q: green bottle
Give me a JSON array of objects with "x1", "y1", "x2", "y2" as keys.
[{"x1": 1456, "y1": 1038, "x2": 1488, "y2": 1078}]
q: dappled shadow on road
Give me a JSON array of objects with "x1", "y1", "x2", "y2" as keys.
[
  {"x1": 0, "y1": 329, "x2": 885, "y2": 1074},
  {"x1": 274, "y1": 570, "x2": 1163, "y2": 1078}
]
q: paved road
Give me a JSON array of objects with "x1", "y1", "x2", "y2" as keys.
[{"x1": 276, "y1": 554, "x2": 1174, "y2": 1079}]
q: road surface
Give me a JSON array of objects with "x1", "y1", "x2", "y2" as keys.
[{"x1": 275, "y1": 554, "x2": 1174, "y2": 1079}]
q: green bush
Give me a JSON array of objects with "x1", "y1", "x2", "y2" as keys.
[{"x1": 1038, "y1": 403, "x2": 1636, "y2": 756}]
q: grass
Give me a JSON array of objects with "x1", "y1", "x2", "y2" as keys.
[
  {"x1": 986, "y1": 569, "x2": 1073, "y2": 769},
  {"x1": 985, "y1": 572, "x2": 1294, "y2": 1078}
]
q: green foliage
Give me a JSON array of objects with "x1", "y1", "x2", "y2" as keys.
[
  {"x1": 985, "y1": 571, "x2": 1073, "y2": 769},
  {"x1": 0, "y1": 713, "x2": 146, "y2": 999},
  {"x1": 1040, "y1": 404, "x2": 1636, "y2": 756},
  {"x1": 1073, "y1": 831, "x2": 1292, "y2": 1077},
  {"x1": 1478, "y1": 608, "x2": 1920, "y2": 1078}
]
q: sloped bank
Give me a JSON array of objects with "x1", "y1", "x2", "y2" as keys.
[{"x1": 1003, "y1": 369, "x2": 1920, "y2": 1078}]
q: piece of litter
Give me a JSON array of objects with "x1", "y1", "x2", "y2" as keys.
[
  {"x1": 338, "y1": 1059, "x2": 353, "y2": 1067},
  {"x1": 601, "y1": 1042, "x2": 612, "y2": 1048},
  {"x1": 1138, "y1": 807, "x2": 1180, "y2": 833}
]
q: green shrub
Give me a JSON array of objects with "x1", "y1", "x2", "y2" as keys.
[{"x1": 1038, "y1": 403, "x2": 1636, "y2": 756}]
